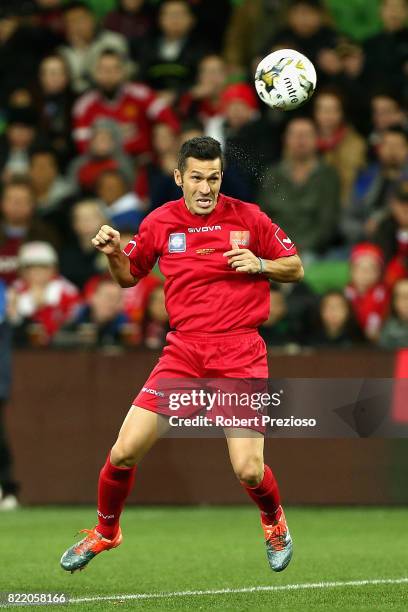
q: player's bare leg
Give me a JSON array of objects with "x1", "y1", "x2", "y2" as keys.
[
  {"x1": 60, "y1": 407, "x2": 170, "y2": 573},
  {"x1": 225, "y1": 429, "x2": 293, "y2": 572}
]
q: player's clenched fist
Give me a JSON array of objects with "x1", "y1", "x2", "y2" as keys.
[{"x1": 91, "y1": 225, "x2": 121, "y2": 255}]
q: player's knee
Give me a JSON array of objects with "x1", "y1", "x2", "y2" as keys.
[
  {"x1": 233, "y1": 457, "x2": 264, "y2": 486},
  {"x1": 110, "y1": 442, "x2": 138, "y2": 468}
]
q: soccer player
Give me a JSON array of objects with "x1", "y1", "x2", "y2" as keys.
[{"x1": 60, "y1": 137, "x2": 303, "y2": 574}]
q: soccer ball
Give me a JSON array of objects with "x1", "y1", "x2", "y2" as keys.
[{"x1": 254, "y1": 49, "x2": 317, "y2": 111}]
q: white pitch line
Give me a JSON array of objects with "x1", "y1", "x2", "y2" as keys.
[
  {"x1": 70, "y1": 577, "x2": 408, "y2": 605},
  {"x1": 0, "y1": 578, "x2": 406, "y2": 609}
]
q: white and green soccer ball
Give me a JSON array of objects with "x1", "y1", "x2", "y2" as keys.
[{"x1": 254, "y1": 49, "x2": 317, "y2": 111}]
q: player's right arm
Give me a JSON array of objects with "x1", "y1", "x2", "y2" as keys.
[{"x1": 92, "y1": 225, "x2": 137, "y2": 288}]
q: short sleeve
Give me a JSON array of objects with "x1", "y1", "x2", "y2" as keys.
[
  {"x1": 122, "y1": 217, "x2": 159, "y2": 279},
  {"x1": 257, "y1": 212, "x2": 297, "y2": 259}
]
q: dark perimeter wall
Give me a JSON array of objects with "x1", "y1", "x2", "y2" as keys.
[{"x1": 6, "y1": 348, "x2": 406, "y2": 505}]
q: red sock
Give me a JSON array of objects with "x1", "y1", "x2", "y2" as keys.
[
  {"x1": 241, "y1": 464, "x2": 281, "y2": 525},
  {"x1": 96, "y1": 453, "x2": 136, "y2": 539}
]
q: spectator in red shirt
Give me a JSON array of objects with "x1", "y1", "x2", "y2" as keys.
[
  {"x1": 72, "y1": 49, "x2": 179, "y2": 158},
  {"x1": 345, "y1": 242, "x2": 390, "y2": 341},
  {"x1": 7, "y1": 241, "x2": 80, "y2": 346}
]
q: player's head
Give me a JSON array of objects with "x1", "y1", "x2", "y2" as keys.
[{"x1": 174, "y1": 137, "x2": 223, "y2": 215}]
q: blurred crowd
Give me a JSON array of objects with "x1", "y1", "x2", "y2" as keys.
[{"x1": 0, "y1": 0, "x2": 408, "y2": 351}]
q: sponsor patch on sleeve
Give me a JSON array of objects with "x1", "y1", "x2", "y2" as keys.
[
  {"x1": 123, "y1": 239, "x2": 137, "y2": 257},
  {"x1": 274, "y1": 227, "x2": 294, "y2": 251}
]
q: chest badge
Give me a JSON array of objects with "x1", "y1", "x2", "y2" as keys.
[
  {"x1": 168, "y1": 233, "x2": 186, "y2": 253},
  {"x1": 230, "y1": 230, "x2": 250, "y2": 247}
]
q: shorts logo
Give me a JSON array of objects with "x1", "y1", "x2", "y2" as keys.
[
  {"x1": 230, "y1": 230, "x2": 250, "y2": 247},
  {"x1": 168, "y1": 233, "x2": 186, "y2": 253},
  {"x1": 275, "y1": 227, "x2": 294, "y2": 251},
  {"x1": 142, "y1": 386, "x2": 165, "y2": 397}
]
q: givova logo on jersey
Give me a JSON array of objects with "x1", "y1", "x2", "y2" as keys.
[{"x1": 168, "y1": 233, "x2": 186, "y2": 253}]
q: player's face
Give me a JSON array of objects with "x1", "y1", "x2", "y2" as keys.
[{"x1": 174, "y1": 157, "x2": 222, "y2": 215}]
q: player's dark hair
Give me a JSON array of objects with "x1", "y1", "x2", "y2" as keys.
[{"x1": 177, "y1": 137, "x2": 224, "y2": 175}]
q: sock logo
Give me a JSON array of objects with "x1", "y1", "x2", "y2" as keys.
[{"x1": 97, "y1": 510, "x2": 115, "y2": 520}]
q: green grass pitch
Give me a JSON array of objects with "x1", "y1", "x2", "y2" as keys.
[{"x1": 0, "y1": 506, "x2": 407, "y2": 611}]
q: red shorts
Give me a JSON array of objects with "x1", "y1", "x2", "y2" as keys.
[{"x1": 133, "y1": 330, "x2": 268, "y2": 429}]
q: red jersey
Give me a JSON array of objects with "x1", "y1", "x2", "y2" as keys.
[
  {"x1": 345, "y1": 282, "x2": 390, "y2": 337},
  {"x1": 123, "y1": 194, "x2": 297, "y2": 334},
  {"x1": 11, "y1": 276, "x2": 81, "y2": 337},
  {"x1": 72, "y1": 83, "x2": 179, "y2": 156}
]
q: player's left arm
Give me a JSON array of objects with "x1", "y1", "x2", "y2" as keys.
[{"x1": 224, "y1": 249, "x2": 304, "y2": 282}]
